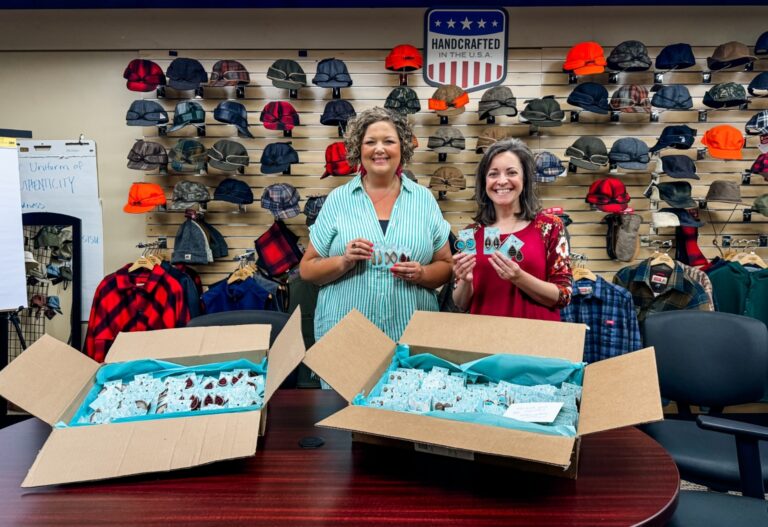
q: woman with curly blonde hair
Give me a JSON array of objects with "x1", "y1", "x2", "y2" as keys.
[{"x1": 300, "y1": 107, "x2": 452, "y2": 341}]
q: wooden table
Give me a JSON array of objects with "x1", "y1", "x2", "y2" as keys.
[{"x1": 0, "y1": 390, "x2": 678, "y2": 526}]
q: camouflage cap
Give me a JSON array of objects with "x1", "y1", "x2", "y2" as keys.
[
  {"x1": 384, "y1": 86, "x2": 421, "y2": 115},
  {"x1": 169, "y1": 139, "x2": 207, "y2": 173},
  {"x1": 702, "y1": 82, "x2": 748, "y2": 109},
  {"x1": 168, "y1": 180, "x2": 211, "y2": 210},
  {"x1": 607, "y1": 40, "x2": 652, "y2": 71}
]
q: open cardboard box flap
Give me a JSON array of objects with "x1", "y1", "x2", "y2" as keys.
[
  {"x1": 578, "y1": 347, "x2": 663, "y2": 436},
  {"x1": 1, "y1": 308, "x2": 306, "y2": 488},
  {"x1": 0, "y1": 334, "x2": 99, "y2": 426},
  {"x1": 318, "y1": 405, "x2": 576, "y2": 467},
  {"x1": 303, "y1": 309, "x2": 395, "y2": 402}
]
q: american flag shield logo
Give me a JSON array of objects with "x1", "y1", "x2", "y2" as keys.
[{"x1": 423, "y1": 8, "x2": 508, "y2": 92}]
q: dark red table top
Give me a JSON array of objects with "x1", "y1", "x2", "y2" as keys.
[{"x1": 0, "y1": 390, "x2": 678, "y2": 526}]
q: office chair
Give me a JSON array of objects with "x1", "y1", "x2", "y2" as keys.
[
  {"x1": 640, "y1": 310, "x2": 768, "y2": 494},
  {"x1": 186, "y1": 310, "x2": 296, "y2": 387},
  {"x1": 666, "y1": 415, "x2": 768, "y2": 526}
]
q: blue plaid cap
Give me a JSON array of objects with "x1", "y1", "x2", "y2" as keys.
[
  {"x1": 535, "y1": 151, "x2": 565, "y2": 182},
  {"x1": 260, "y1": 183, "x2": 301, "y2": 219},
  {"x1": 304, "y1": 195, "x2": 327, "y2": 225}
]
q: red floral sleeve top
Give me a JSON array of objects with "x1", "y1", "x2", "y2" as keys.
[{"x1": 468, "y1": 212, "x2": 572, "y2": 321}]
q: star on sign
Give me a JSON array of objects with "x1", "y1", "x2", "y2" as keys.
[
  {"x1": 461, "y1": 17, "x2": 472, "y2": 30},
  {"x1": 492, "y1": 20, "x2": 498, "y2": 27},
  {"x1": 434, "y1": 19, "x2": 441, "y2": 27},
  {"x1": 447, "y1": 18, "x2": 456, "y2": 28},
  {"x1": 477, "y1": 19, "x2": 486, "y2": 28}
]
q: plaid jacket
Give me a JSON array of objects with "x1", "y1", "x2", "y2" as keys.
[
  {"x1": 85, "y1": 264, "x2": 190, "y2": 362},
  {"x1": 254, "y1": 220, "x2": 304, "y2": 278},
  {"x1": 561, "y1": 276, "x2": 642, "y2": 363},
  {"x1": 613, "y1": 259, "x2": 710, "y2": 325}
]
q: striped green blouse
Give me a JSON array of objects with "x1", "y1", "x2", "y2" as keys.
[{"x1": 309, "y1": 174, "x2": 450, "y2": 341}]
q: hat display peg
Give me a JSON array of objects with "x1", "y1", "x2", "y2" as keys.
[
  {"x1": 608, "y1": 72, "x2": 620, "y2": 84},
  {"x1": 696, "y1": 148, "x2": 707, "y2": 161},
  {"x1": 744, "y1": 62, "x2": 755, "y2": 73},
  {"x1": 158, "y1": 125, "x2": 167, "y2": 137},
  {"x1": 283, "y1": 129, "x2": 292, "y2": 138},
  {"x1": 739, "y1": 101, "x2": 750, "y2": 111},
  {"x1": 197, "y1": 124, "x2": 207, "y2": 137},
  {"x1": 399, "y1": 73, "x2": 409, "y2": 86},
  {"x1": 610, "y1": 111, "x2": 620, "y2": 123},
  {"x1": 742, "y1": 170, "x2": 753, "y2": 185},
  {"x1": 760, "y1": 234, "x2": 768, "y2": 248},
  {"x1": 236, "y1": 86, "x2": 246, "y2": 99},
  {"x1": 194, "y1": 86, "x2": 204, "y2": 98},
  {"x1": 653, "y1": 72, "x2": 664, "y2": 85},
  {"x1": 568, "y1": 161, "x2": 579, "y2": 173},
  {"x1": 332, "y1": 87, "x2": 341, "y2": 99},
  {"x1": 567, "y1": 72, "x2": 578, "y2": 85},
  {"x1": 437, "y1": 190, "x2": 447, "y2": 201},
  {"x1": 438, "y1": 153, "x2": 447, "y2": 163},
  {"x1": 289, "y1": 89, "x2": 299, "y2": 100},
  {"x1": 439, "y1": 116, "x2": 449, "y2": 125},
  {"x1": 156, "y1": 85, "x2": 166, "y2": 98},
  {"x1": 337, "y1": 124, "x2": 345, "y2": 138},
  {"x1": 283, "y1": 165, "x2": 291, "y2": 176},
  {"x1": 743, "y1": 208, "x2": 752, "y2": 222},
  {"x1": 570, "y1": 111, "x2": 580, "y2": 123},
  {"x1": 720, "y1": 234, "x2": 732, "y2": 248},
  {"x1": 650, "y1": 110, "x2": 660, "y2": 123},
  {"x1": 698, "y1": 109, "x2": 708, "y2": 123},
  {"x1": 702, "y1": 71, "x2": 712, "y2": 84},
  {"x1": 485, "y1": 115, "x2": 496, "y2": 125},
  {"x1": 529, "y1": 125, "x2": 541, "y2": 137}
]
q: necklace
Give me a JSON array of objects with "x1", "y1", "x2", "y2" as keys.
[{"x1": 363, "y1": 177, "x2": 399, "y2": 205}]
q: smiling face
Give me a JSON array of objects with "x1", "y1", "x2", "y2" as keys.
[
  {"x1": 360, "y1": 120, "x2": 402, "y2": 178},
  {"x1": 484, "y1": 151, "x2": 525, "y2": 212}
]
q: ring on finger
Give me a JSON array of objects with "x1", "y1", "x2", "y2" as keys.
[{"x1": 352, "y1": 242, "x2": 357, "y2": 249}]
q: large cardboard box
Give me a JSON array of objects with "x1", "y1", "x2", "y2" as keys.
[
  {"x1": 304, "y1": 310, "x2": 663, "y2": 478},
  {"x1": 0, "y1": 309, "x2": 305, "y2": 487}
]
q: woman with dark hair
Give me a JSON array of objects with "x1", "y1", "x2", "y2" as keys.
[
  {"x1": 452, "y1": 138, "x2": 572, "y2": 320},
  {"x1": 300, "y1": 107, "x2": 452, "y2": 341}
]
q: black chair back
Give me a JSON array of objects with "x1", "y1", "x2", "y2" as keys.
[{"x1": 643, "y1": 311, "x2": 768, "y2": 413}]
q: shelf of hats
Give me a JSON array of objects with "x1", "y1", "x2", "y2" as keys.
[{"x1": 122, "y1": 43, "x2": 767, "y2": 286}]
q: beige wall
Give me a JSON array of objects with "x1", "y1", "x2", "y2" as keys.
[{"x1": 1, "y1": 7, "x2": 766, "y2": 275}]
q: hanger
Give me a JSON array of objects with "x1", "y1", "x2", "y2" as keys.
[
  {"x1": 227, "y1": 252, "x2": 257, "y2": 284},
  {"x1": 570, "y1": 252, "x2": 596, "y2": 282},
  {"x1": 648, "y1": 240, "x2": 675, "y2": 269},
  {"x1": 733, "y1": 240, "x2": 767, "y2": 269},
  {"x1": 128, "y1": 248, "x2": 156, "y2": 273}
]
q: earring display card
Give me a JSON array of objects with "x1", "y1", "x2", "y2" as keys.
[
  {"x1": 483, "y1": 227, "x2": 500, "y2": 255},
  {"x1": 456, "y1": 228, "x2": 476, "y2": 255},
  {"x1": 371, "y1": 243, "x2": 411, "y2": 268},
  {"x1": 498, "y1": 234, "x2": 525, "y2": 261}
]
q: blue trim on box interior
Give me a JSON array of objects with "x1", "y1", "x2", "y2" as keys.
[{"x1": 4, "y1": 1, "x2": 768, "y2": 8}]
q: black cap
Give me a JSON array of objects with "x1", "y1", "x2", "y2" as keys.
[
  {"x1": 748, "y1": 72, "x2": 768, "y2": 97},
  {"x1": 655, "y1": 43, "x2": 696, "y2": 71},
  {"x1": 214, "y1": 179, "x2": 254, "y2": 205},
  {"x1": 650, "y1": 85, "x2": 693, "y2": 110},
  {"x1": 166, "y1": 58, "x2": 208, "y2": 91},
  {"x1": 649, "y1": 125, "x2": 697, "y2": 153},
  {"x1": 312, "y1": 58, "x2": 352, "y2": 88},
  {"x1": 657, "y1": 181, "x2": 697, "y2": 208},
  {"x1": 757, "y1": 31, "x2": 768, "y2": 56},
  {"x1": 657, "y1": 155, "x2": 699, "y2": 180},
  {"x1": 567, "y1": 82, "x2": 611, "y2": 114},
  {"x1": 320, "y1": 100, "x2": 356, "y2": 127},
  {"x1": 260, "y1": 142, "x2": 300, "y2": 174}
]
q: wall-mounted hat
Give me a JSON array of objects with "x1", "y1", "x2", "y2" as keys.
[
  {"x1": 267, "y1": 59, "x2": 307, "y2": 89},
  {"x1": 658, "y1": 208, "x2": 704, "y2": 228},
  {"x1": 756, "y1": 31, "x2": 768, "y2": 56},
  {"x1": 563, "y1": 41, "x2": 606, "y2": 75},
  {"x1": 304, "y1": 195, "x2": 327, "y2": 226},
  {"x1": 209, "y1": 60, "x2": 250, "y2": 87},
  {"x1": 655, "y1": 43, "x2": 696, "y2": 71},
  {"x1": 214, "y1": 178, "x2": 254, "y2": 205},
  {"x1": 171, "y1": 219, "x2": 211, "y2": 265},
  {"x1": 126, "y1": 100, "x2": 169, "y2": 127},
  {"x1": 429, "y1": 166, "x2": 465, "y2": 192},
  {"x1": 260, "y1": 101, "x2": 300, "y2": 131},
  {"x1": 707, "y1": 41, "x2": 756, "y2": 71},
  {"x1": 752, "y1": 194, "x2": 768, "y2": 217},
  {"x1": 478, "y1": 86, "x2": 517, "y2": 119},
  {"x1": 567, "y1": 82, "x2": 611, "y2": 114},
  {"x1": 168, "y1": 180, "x2": 210, "y2": 210},
  {"x1": 566, "y1": 136, "x2": 609, "y2": 171},
  {"x1": 166, "y1": 58, "x2": 208, "y2": 91},
  {"x1": 748, "y1": 72, "x2": 768, "y2": 97},
  {"x1": 385, "y1": 44, "x2": 423, "y2": 72},
  {"x1": 427, "y1": 126, "x2": 465, "y2": 154},
  {"x1": 656, "y1": 181, "x2": 697, "y2": 208},
  {"x1": 320, "y1": 100, "x2": 356, "y2": 127},
  {"x1": 610, "y1": 85, "x2": 650, "y2": 113},
  {"x1": 428, "y1": 84, "x2": 469, "y2": 116},
  {"x1": 701, "y1": 125, "x2": 744, "y2": 160},
  {"x1": 745, "y1": 111, "x2": 768, "y2": 136},
  {"x1": 312, "y1": 58, "x2": 353, "y2": 88},
  {"x1": 168, "y1": 101, "x2": 205, "y2": 132},
  {"x1": 534, "y1": 152, "x2": 566, "y2": 183},
  {"x1": 123, "y1": 59, "x2": 166, "y2": 92},
  {"x1": 649, "y1": 125, "x2": 697, "y2": 152},
  {"x1": 127, "y1": 140, "x2": 168, "y2": 171},
  {"x1": 261, "y1": 183, "x2": 301, "y2": 219},
  {"x1": 384, "y1": 86, "x2": 421, "y2": 115},
  {"x1": 655, "y1": 155, "x2": 698, "y2": 180},
  {"x1": 519, "y1": 95, "x2": 565, "y2": 126},
  {"x1": 207, "y1": 140, "x2": 249, "y2": 172},
  {"x1": 608, "y1": 137, "x2": 650, "y2": 170},
  {"x1": 607, "y1": 40, "x2": 651, "y2": 72},
  {"x1": 321, "y1": 142, "x2": 356, "y2": 179},
  {"x1": 702, "y1": 82, "x2": 748, "y2": 109},
  {"x1": 214, "y1": 100, "x2": 253, "y2": 138},
  {"x1": 585, "y1": 177, "x2": 630, "y2": 213},
  {"x1": 705, "y1": 180, "x2": 742, "y2": 204},
  {"x1": 169, "y1": 139, "x2": 207, "y2": 173},
  {"x1": 650, "y1": 85, "x2": 693, "y2": 110},
  {"x1": 475, "y1": 126, "x2": 516, "y2": 154},
  {"x1": 123, "y1": 182, "x2": 167, "y2": 213},
  {"x1": 260, "y1": 142, "x2": 299, "y2": 174}
]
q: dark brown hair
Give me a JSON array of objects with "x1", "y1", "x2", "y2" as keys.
[
  {"x1": 473, "y1": 138, "x2": 540, "y2": 225},
  {"x1": 344, "y1": 107, "x2": 415, "y2": 167}
]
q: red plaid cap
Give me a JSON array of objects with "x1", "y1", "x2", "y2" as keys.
[
  {"x1": 123, "y1": 59, "x2": 166, "y2": 92},
  {"x1": 586, "y1": 177, "x2": 630, "y2": 213},
  {"x1": 610, "y1": 85, "x2": 651, "y2": 113},
  {"x1": 321, "y1": 141, "x2": 357, "y2": 178},
  {"x1": 209, "y1": 60, "x2": 250, "y2": 87},
  {"x1": 751, "y1": 153, "x2": 768, "y2": 177},
  {"x1": 260, "y1": 101, "x2": 300, "y2": 131}
]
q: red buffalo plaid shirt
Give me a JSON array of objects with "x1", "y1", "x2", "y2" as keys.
[{"x1": 85, "y1": 264, "x2": 190, "y2": 362}]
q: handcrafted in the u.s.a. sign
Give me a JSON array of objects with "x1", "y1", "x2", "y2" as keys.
[{"x1": 423, "y1": 7, "x2": 508, "y2": 92}]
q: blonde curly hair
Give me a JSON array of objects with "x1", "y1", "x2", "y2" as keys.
[{"x1": 344, "y1": 107, "x2": 415, "y2": 168}]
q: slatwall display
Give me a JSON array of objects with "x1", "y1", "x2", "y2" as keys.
[{"x1": 137, "y1": 47, "x2": 767, "y2": 287}]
